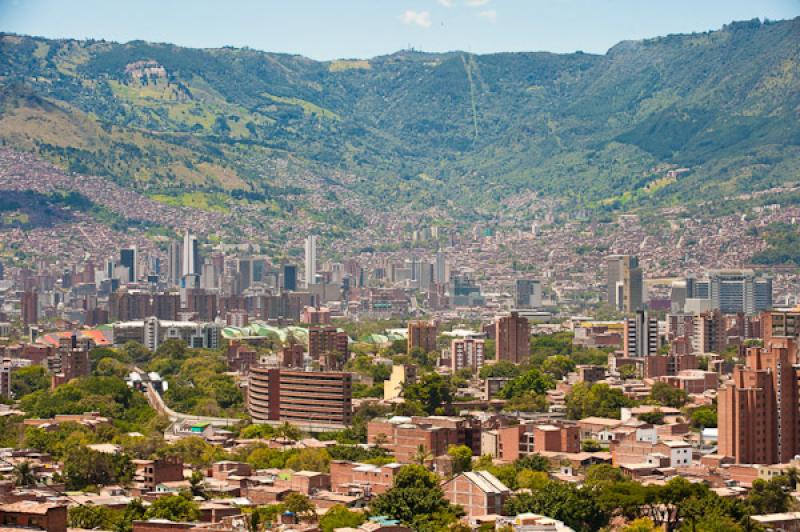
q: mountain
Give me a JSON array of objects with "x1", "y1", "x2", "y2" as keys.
[{"x1": 0, "y1": 18, "x2": 798, "y2": 220}]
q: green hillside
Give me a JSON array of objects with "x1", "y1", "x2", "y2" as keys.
[{"x1": 0, "y1": 17, "x2": 798, "y2": 216}]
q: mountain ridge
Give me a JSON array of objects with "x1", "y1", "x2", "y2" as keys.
[{"x1": 0, "y1": 17, "x2": 798, "y2": 223}]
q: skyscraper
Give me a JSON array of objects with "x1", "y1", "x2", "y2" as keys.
[
  {"x1": 407, "y1": 320, "x2": 438, "y2": 354},
  {"x1": 623, "y1": 310, "x2": 660, "y2": 357},
  {"x1": 0, "y1": 260, "x2": 4, "y2": 281},
  {"x1": 305, "y1": 235, "x2": 318, "y2": 288},
  {"x1": 182, "y1": 231, "x2": 201, "y2": 288},
  {"x1": 119, "y1": 247, "x2": 137, "y2": 283},
  {"x1": 607, "y1": 255, "x2": 643, "y2": 313},
  {"x1": 283, "y1": 264, "x2": 297, "y2": 292},
  {"x1": 435, "y1": 251, "x2": 448, "y2": 285},
  {"x1": 168, "y1": 240, "x2": 181, "y2": 286},
  {"x1": 515, "y1": 279, "x2": 542, "y2": 308},
  {"x1": 709, "y1": 270, "x2": 773, "y2": 314}
]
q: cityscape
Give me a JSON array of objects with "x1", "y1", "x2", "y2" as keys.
[{"x1": 1, "y1": 2, "x2": 800, "y2": 532}]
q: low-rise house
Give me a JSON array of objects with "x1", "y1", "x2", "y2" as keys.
[{"x1": 441, "y1": 470, "x2": 510, "y2": 517}]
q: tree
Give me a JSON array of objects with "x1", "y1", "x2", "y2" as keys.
[
  {"x1": 10, "y1": 366, "x2": 49, "y2": 398},
  {"x1": 514, "y1": 454, "x2": 550, "y2": 472},
  {"x1": 690, "y1": 406, "x2": 718, "y2": 429},
  {"x1": 503, "y1": 480, "x2": 608, "y2": 532},
  {"x1": 319, "y1": 505, "x2": 365, "y2": 532},
  {"x1": 447, "y1": 445, "x2": 473, "y2": 475},
  {"x1": 371, "y1": 465, "x2": 463, "y2": 531},
  {"x1": 403, "y1": 373, "x2": 454, "y2": 415},
  {"x1": 622, "y1": 517, "x2": 658, "y2": 532},
  {"x1": 63, "y1": 447, "x2": 133, "y2": 490},
  {"x1": 582, "y1": 439, "x2": 603, "y2": 452},
  {"x1": 648, "y1": 382, "x2": 688, "y2": 408},
  {"x1": 285, "y1": 448, "x2": 331, "y2": 473},
  {"x1": 116, "y1": 499, "x2": 147, "y2": 532},
  {"x1": 584, "y1": 464, "x2": 626, "y2": 486},
  {"x1": 498, "y1": 368, "x2": 554, "y2": 400},
  {"x1": 12, "y1": 461, "x2": 37, "y2": 487},
  {"x1": 746, "y1": 477, "x2": 790, "y2": 515},
  {"x1": 283, "y1": 492, "x2": 316, "y2": 519},
  {"x1": 372, "y1": 432, "x2": 389, "y2": 449},
  {"x1": 68, "y1": 505, "x2": 115, "y2": 530},
  {"x1": 516, "y1": 470, "x2": 549, "y2": 490},
  {"x1": 274, "y1": 422, "x2": 302, "y2": 445},
  {"x1": 619, "y1": 365, "x2": 638, "y2": 380},
  {"x1": 479, "y1": 360, "x2": 520, "y2": 379},
  {"x1": 145, "y1": 493, "x2": 200, "y2": 522},
  {"x1": 637, "y1": 410, "x2": 666, "y2": 425},
  {"x1": 541, "y1": 355, "x2": 575, "y2": 380},
  {"x1": 190, "y1": 470, "x2": 207, "y2": 499},
  {"x1": 565, "y1": 382, "x2": 634, "y2": 420},
  {"x1": 413, "y1": 444, "x2": 433, "y2": 465}
]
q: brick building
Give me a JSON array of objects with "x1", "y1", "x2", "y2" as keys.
[
  {"x1": 407, "y1": 320, "x2": 437, "y2": 354},
  {"x1": 131, "y1": 457, "x2": 184, "y2": 496},
  {"x1": 367, "y1": 416, "x2": 481, "y2": 463},
  {"x1": 247, "y1": 367, "x2": 352, "y2": 428},
  {"x1": 441, "y1": 471, "x2": 510, "y2": 517},
  {"x1": 495, "y1": 312, "x2": 529, "y2": 363}
]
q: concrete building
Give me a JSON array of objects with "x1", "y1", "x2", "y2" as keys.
[
  {"x1": 693, "y1": 309, "x2": 727, "y2": 354},
  {"x1": 623, "y1": 311, "x2": 660, "y2": 358},
  {"x1": 305, "y1": 235, "x2": 318, "y2": 287},
  {"x1": 496, "y1": 311, "x2": 529, "y2": 363},
  {"x1": 515, "y1": 279, "x2": 542, "y2": 308},
  {"x1": 708, "y1": 270, "x2": 772, "y2": 314},
  {"x1": 132, "y1": 457, "x2": 184, "y2": 496},
  {"x1": 450, "y1": 338, "x2": 485, "y2": 372},
  {"x1": 307, "y1": 326, "x2": 349, "y2": 361},
  {"x1": 607, "y1": 255, "x2": 643, "y2": 313},
  {"x1": 247, "y1": 367, "x2": 352, "y2": 428},
  {"x1": 384, "y1": 364, "x2": 417, "y2": 401},
  {"x1": 112, "y1": 318, "x2": 221, "y2": 351},
  {"x1": 407, "y1": 320, "x2": 437, "y2": 354}
]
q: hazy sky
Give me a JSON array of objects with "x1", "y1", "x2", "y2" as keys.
[{"x1": 0, "y1": 0, "x2": 797, "y2": 60}]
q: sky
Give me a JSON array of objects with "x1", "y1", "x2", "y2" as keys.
[{"x1": 0, "y1": 0, "x2": 798, "y2": 60}]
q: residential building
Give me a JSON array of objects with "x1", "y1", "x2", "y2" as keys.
[
  {"x1": 450, "y1": 338, "x2": 485, "y2": 372},
  {"x1": 407, "y1": 320, "x2": 437, "y2": 354},
  {"x1": 131, "y1": 457, "x2": 184, "y2": 496},
  {"x1": 0, "y1": 502, "x2": 67, "y2": 532},
  {"x1": 515, "y1": 279, "x2": 542, "y2": 308},
  {"x1": 623, "y1": 310, "x2": 660, "y2": 357},
  {"x1": 693, "y1": 309, "x2": 726, "y2": 354},
  {"x1": 384, "y1": 364, "x2": 417, "y2": 401},
  {"x1": 496, "y1": 311, "x2": 529, "y2": 363},
  {"x1": 247, "y1": 367, "x2": 352, "y2": 428},
  {"x1": 307, "y1": 326, "x2": 349, "y2": 361},
  {"x1": 442, "y1": 471, "x2": 510, "y2": 517}
]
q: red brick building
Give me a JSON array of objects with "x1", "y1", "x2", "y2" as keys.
[
  {"x1": 330, "y1": 460, "x2": 402, "y2": 496},
  {"x1": 0, "y1": 501, "x2": 67, "y2": 532},
  {"x1": 407, "y1": 320, "x2": 437, "y2": 354},
  {"x1": 495, "y1": 312, "x2": 529, "y2": 363},
  {"x1": 367, "y1": 416, "x2": 481, "y2": 463},
  {"x1": 441, "y1": 471, "x2": 510, "y2": 517}
]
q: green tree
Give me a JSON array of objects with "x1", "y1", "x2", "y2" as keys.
[
  {"x1": 648, "y1": 382, "x2": 688, "y2": 408},
  {"x1": 565, "y1": 382, "x2": 634, "y2": 420},
  {"x1": 690, "y1": 406, "x2": 718, "y2": 429},
  {"x1": 319, "y1": 505, "x2": 365, "y2": 532},
  {"x1": 63, "y1": 447, "x2": 133, "y2": 490},
  {"x1": 541, "y1": 355, "x2": 576, "y2": 380},
  {"x1": 68, "y1": 505, "x2": 116, "y2": 530},
  {"x1": 10, "y1": 365, "x2": 49, "y2": 398},
  {"x1": 116, "y1": 499, "x2": 147, "y2": 532},
  {"x1": 145, "y1": 493, "x2": 200, "y2": 522},
  {"x1": 12, "y1": 461, "x2": 37, "y2": 487},
  {"x1": 371, "y1": 464, "x2": 463, "y2": 531},
  {"x1": 285, "y1": 448, "x2": 331, "y2": 473},
  {"x1": 622, "y1": 517, "x2": 658, "y2": 532},
  {"x1": 447, "y1": 445, "x2": 473, "y2": 475},
  {"x1": 479, "y1": 360, "x2": 520, "y2": 379},
  {"x1": 746, "y1": 477, "x2": 790, "y2": 515},
  {"x1": 403, "y1": 373, "x2": 454, "y2": 415},
  {"x1": 503, "y1": 480, "x2": 608, "y2": 532},
  {"x1": 498, "y1": 368, "x2": 554, "y2": 400},
  {"x1": 282, "y1": 492, "x2": 316, "y2": 519}
]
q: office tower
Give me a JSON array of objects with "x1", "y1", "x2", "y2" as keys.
[
  {"x1": 692, "y1": 310, "x2": 726, "y2": 354},
  {"x1": 515, "y1": 279, "x2": 542, "y2": 308},
  {"x1": 451, "y1": 338, "x2": 486, "y2": 372},
  {"x1": 670, "y1": 280, "x2": 687, "y2": 313},
  {"x1": 283, "y1": 264, "x2": 297, "y2": 292},
  {"x1": 607, "y1": 255, "x2": 643, "y2": 313},
  {"x1": 247, "y1": 367, "x2": 352, "y2": 426},
  {"x1": 407, "y1": 320, "x2": 438, "y2": 354},
  {"x1": 435, "y1": 251, "x2": 448, "y2": 284},
  {"x1": 21, "y1": 290, "x2": 38, "y2": 327},
  {"x1": 623, "y1": 310, "x2": 660, "y2": 357},
  {"x1": 0, "y1": 260, "x2": 4, "y2": 280},
  {"x1": 418, "y1": 262, "x2": 434, "y2": 291},
  {"x1": 305, "y1": 235, "x2": 318, "y2": 288},
  {"x1": 451, "y1": 275, "x2": 483, "y2": 306},
  {"x1": 238, "y1": 258, "x2": 252, "y2": 291},
  {"x1": 709, "y1": 270, "x2": 773, "y2": 314},
  {"x1": 168, "y1": 240, "x2": 181, "y2": 286},
  {"x1": 496, "y1": 312, "x2": 530, "y2": 363},
  {"x1": 152, "y1": 293, "x2": 180, "y2": 321},
  {"x1": 181, "y1": 231, "x2": 201, "y2": 277},
  {"x1": 119, "y1": 247, "x2": 137, "y2": 283},
  {"x1": 718, "y1": 338, "x2": 800, "y2": 464}
]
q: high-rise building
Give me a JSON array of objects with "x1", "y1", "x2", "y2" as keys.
[
  {"x1": 21, "y1": 290, "x2": 38, "y2": 327},
  {"x1": 182, "y1": 231, "x2": 201, "y2": 288},
  {"x1": 607, "y1": 255, "x2": 643, "y2": 313},
  {"x1": 407, "y1": 320, "x2": 438, "y2": 354},
  {"x1": 708, "y1": 270, "x2": 773, "y2": 314},
  {"x1": 451, "y1": 338, "x2": 485, "y2": 372},
  {"x1": 496, "y1": 312, "x2": 529, "y2": 363},
  {"x1": 308, "y1": 326, "x2": 349, "y2": 361},
  {"x1": 0, "y1": 260, "x2": 4, "y2": 281},
  {"x1": 282, "y1": 264, "x2": 297, "y2": 292},
  {"x1": 305, "y1": 235, "x2": 318, "y2": 288},
  {"x1": 623, "y1": 310, "x2": 660, "y2": 357},
  {"x1": 238, "y1": 258, "x2": 252, "y2": 291},
  {"x1": 168, "y1": 240, "x2": 181, "y2": 286},
  {"x1": 515, "y1": 279, "x2": 542, "y2": 308},
  {"x1": 119, "y1": 247, "x2": 137, "y2": 283},
  {"x1": 247, "y1": 367, "x2": 352, "y2": 427},
  {"x1": 435, "y1": 251, "x2": 448, "y2": 285},
  {"x1": 692, "y1": 310, "x2": 726, "y2": 354},
  {"x1": 718, "y1": 338, "x2": 800, "y2": 464}
]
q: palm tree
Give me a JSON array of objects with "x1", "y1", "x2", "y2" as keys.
[
  {"x1": 12, "y1": 461, "x2": 37, "y2": 487},
  {"x1": 413, "y1": 444, "x2": 432, "y2": 465}
]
